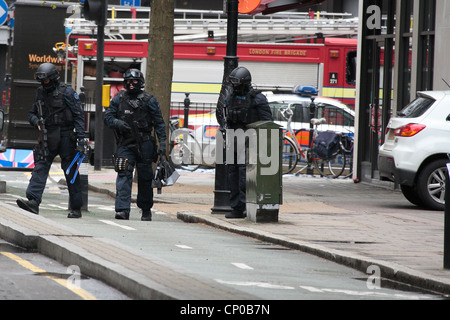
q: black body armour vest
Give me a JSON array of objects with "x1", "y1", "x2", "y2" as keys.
[
  {"x1": 226, "y1": 89, "x2": 260, "y2": 129},
  {"x1": 38, "y1": 84, "x2": 73, "y2": 127},
  {"x1": 117, "y1": 91, "x2": 153, "y2": 138}
]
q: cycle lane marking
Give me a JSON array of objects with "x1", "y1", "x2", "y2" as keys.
[{"x1": 98, "y1": 219, "x2": 136, "y2": 231}]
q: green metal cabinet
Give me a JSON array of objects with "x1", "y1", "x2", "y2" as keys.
[{"x1": 245, "y1": 121, "x2": 283, "y2": 222}]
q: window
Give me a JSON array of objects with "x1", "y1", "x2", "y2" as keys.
[
  {"x1": 269, "y1": 102, "x2": 287, "y2": 121},
  {"x1": 346, "y1": 50, "x2": 357, "y2": 86},
  {"x1": 316, "y1": 103, "x2": 355, "y2": 127},
  {"x1": 417, "y1": 0, "x2": 436, "y2": 91},
  {"x1": 397, "y1": 96, "x2": 435, "y2": 118},
  {"x1": 269, "y1": 102, "x2": 312, "y2": 123}
]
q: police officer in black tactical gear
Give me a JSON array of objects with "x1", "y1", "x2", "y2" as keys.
[
  {"x1": 16, "y1": 63, "x2": 86, "y2": 218},
  {"x1": 224, "y1": 66, "x2": 273, "y2": 219},
  {"x1": 104, "y1": 68, "x2": 166, "y2": 221}
]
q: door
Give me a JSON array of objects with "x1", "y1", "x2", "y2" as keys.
[{"x1": 366, "y1": 36, "x2": 394, "y2": 179}]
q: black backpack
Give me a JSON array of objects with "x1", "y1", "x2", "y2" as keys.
[{"x1": 313, "y1": 131, "x2": 340, "y2": 160}]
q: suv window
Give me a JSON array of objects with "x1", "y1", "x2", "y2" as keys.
[{"x1": 397, "y1": 96, "x2": 435, "y2": 118}]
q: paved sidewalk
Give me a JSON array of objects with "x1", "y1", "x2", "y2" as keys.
[{"x1": 86, "y1": 167, "x2": 450, "y2": 296}]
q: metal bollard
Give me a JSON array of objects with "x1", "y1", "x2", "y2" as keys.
[
  {"x1": 307, "y1": 96, "x2": 316, "y2": 175},
  {"x1": 80, "y1": 149, "x2": 89, "y2": 211},
  {"x1": 183, "y1": 93, "x2": 190, "y2": 129},
  {"x1": 79, "y1": 87, "x2": 88, "y2": 211}
]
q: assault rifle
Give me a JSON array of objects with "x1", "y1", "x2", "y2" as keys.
[
  {"x1": 36, "y1": 100, "x2": 49, "y2": 161},
  {"x1": 131, "y1": 120, "x2": 143, "y2": 159},
  {"x1": 217, "y1": 84, "x2": 231, "y2": 166}
]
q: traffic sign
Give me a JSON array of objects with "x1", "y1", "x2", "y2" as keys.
[
  {"x1": 121, "y1": 0, "x2": 141, "y2": 6},
  {"x1": 0, "y1": 0, "x2": 8, "y2": 26}
]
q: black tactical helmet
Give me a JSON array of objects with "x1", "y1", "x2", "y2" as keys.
[
  {"x1": 228, "y1": 67, "x2": 252, "y2": 86},
  {"x1": 123, "y1": 68, "x2": 144, "y2": 93},
  {"x1": 35, "y1": 63, "x2": 60, "y2": 91},
  {"x1": 35, "y1": 63, "x2": 60, "y2": 82}
]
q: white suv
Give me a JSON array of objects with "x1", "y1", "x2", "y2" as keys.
[{"x1": 378, "y1": 91, "x2": 450, "y2": 210}]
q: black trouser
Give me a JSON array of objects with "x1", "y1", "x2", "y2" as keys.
[
  {"x1": 228, "y1": 163, "x2": 246, "y2": 213},
  {"x1": 27, "y1": 134, "x2": 83, "y2": 210},
  {"x1": 114, "y1": 139, "x2": 155, "y2": 213}
]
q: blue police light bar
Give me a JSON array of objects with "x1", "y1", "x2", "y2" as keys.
[{"x1": 293, "y1": 85, "x2": 318, "y2": 96}]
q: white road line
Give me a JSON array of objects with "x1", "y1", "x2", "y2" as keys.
[
  {"x1": 2, "y1": 194, "x2": 21, "y2": 198},
  {"x1": 47, "y1": 204, "x2": 69, "y2": 210},
  {"x1": 96, "y1": 206, "x2": 115, "y2": 211},
  {"x1": 299, "y1": 286, "x2": 431, "y2": 299},
  {"x1": 216, "y1": 279, "x2": 294, "y2": 290},
  {"x1": 98, "y1": 219, "x2": 136, "y2": 231},
  {"x1": 39, "y1": 207, "x2": 65, "y2": 211},
  {"x1": 231, "y1": 262, "x2": 254, "y2": 270},
  {"x1": 175, "y1": 245, "x2": 193, "y2": 249},
  {"x1": 300, "y1": 286, "x2": 324, "y2": 293}
]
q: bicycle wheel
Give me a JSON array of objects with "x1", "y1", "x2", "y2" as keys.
[
  {"x1": 341, "y1": 135, "x2": 354, "y2": 178},
  {"x1": 281, "y1": 136, "x2": 299, "y2": 175},
  {"x1": 313, "y1": 148, "x2": 346, "y2": 178},
  {"x1": 342, "y1": 150, "x2": 353, "y2": 178},
  {"x1": 169, "y1": 129, "x2": 201, "y2": 171}
]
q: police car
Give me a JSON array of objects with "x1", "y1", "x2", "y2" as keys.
[{"x1": 174, "y1": 87, "x2": 355, "y2": 167}]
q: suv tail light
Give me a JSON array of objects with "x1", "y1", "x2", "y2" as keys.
[{"x1": 394, "y1": 123, "x2": 426, "y2": 137}]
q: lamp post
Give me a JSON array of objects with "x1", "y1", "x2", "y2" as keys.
[
  {"x1": 307, "y1": 96, "x2": 316, "y2": 175},
  {"x1": 94, "y1": 22, "x2": 105, "y2": 171},
  {"x1": 82, "y1": 0, "x2": 107, "y2": 171},
  {"x1": 211, "y1": 0, "x2": 239, "y2": 214}
]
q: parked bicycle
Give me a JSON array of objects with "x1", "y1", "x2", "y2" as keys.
[
  {"x1": 168, "y1": 116, "x2": 201, "y2": 171},
  {"x1": 279, "y1": 103, "x2": 348, "y2": 178}
]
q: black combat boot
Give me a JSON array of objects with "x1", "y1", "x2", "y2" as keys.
[
  {"x1": 16, "y1": 198, "x2": 39, "y2": 215},
  {"x1": 141, "y1": 210, "x2": 152, "y2": 221},
  {"x1": 67, "y1": 209, "x2": 82, "y2": 219},
  {"x1": 225, "y1": 209, "x2": 246, "y2": 219},
  {"x1": 115, "y1": 211, "x2": 130, "y2": 220}
]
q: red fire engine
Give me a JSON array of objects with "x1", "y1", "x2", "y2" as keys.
[{"x1": 75, "y1": 37, "x2": 357, "y2": 108}]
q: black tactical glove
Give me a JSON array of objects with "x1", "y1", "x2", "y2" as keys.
[
  {"x1": 33, "y1": 118, "x2": 43, "y2": 130},
  {"x1": 158, "y1": 141, "x2": 166, "y2": 155},
  {"x1": 114, "y1": 119, "x2": 131, "y2": 133},
  {"x1": 76, "y1": 138, "x2": 87, "y2": 155}
]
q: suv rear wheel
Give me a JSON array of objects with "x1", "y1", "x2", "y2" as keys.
[{"x1": 417, "y1": 159, "x2": 448, "y2": 211}]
